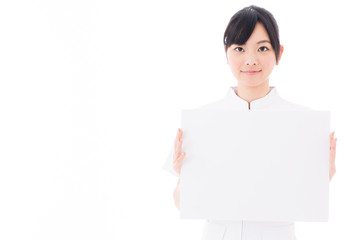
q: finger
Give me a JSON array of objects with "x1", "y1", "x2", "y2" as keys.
[
  {"x1": 333, "y1": 138, "x2": 337, "y2": 151},
  {"x1": 173, "y1": 153, "x2": 186, "y2": 174},
  {"x1": 173, "y1": 144, "x2": 178, "y2": 161},
  {"x1": 177, "y1": 129, "x2": 183, "y2": 144},
  {"x1": 178, "y1": 138, "x2": 183, "y2": 150},
  {"x1": 174, "y1": 148, "x2": 182, "y2": 165},
  {"x1": 331, "y1": 137, "x2": 337, "y2": 150},
  {"x1": 179, "y1": 128, "x2": 183, "y2": 139},
  {"x1": 175, "y1": 138, "x2": 182, "y2": 157},
  {"x1": 174, "y1": 130, "x2": 182, "y2": 157},
  {"x1": 174, "y1": 151, "x2": 185, "y2": 164},
  {"x1": 174, "y1": 129, "x2": 180, "y2": 149},
  {"x1": 173, "y1": 151, "x2": 183, "y2": 163},
  {"x1": 178, "y1": 152, "x2": 186, "y2": 164},
  {"x1": 175, "y1": 132, "x2": 183, "y2": 158},
  {"x1": 329, "y1": 131, "x2": 335, "y2": 140},
  {"x1": 173, "y1": 149, "x2": 180, "y2": 163}
]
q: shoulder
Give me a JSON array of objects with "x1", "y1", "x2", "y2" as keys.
[
  {"x1": 194, "y1": 98, "x2": 229, "y2": 110},
  {"x1": 274, "y1": 96, "x2": 313, "y2": 110}
]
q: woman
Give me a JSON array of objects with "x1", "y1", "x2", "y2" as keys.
[{"x1": 164, "y1": 5, "x2": 337, "y2": 240}]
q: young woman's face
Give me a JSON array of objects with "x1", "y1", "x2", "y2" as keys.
[{"x1": 225, "y1": 22, "x2": 283, "y2": 88}]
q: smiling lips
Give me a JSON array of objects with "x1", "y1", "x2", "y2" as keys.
[{"x1": 241, "y1": 70, "x2": 262, "y2": 75}]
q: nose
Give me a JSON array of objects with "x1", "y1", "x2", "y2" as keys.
[
  {"x1": 246, "y1": 60, "x2": 258, "y2": 66},
  {"x1": 245, "y1": 55, "x2": 258, "y2": 66}
]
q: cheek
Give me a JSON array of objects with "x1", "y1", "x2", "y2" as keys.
[
  {"x1": 260, "y1": 55, "x2": 276, "y2": 70},
  {"x1": 228, "y1": 55, "x2": 243, "y2": 69}
]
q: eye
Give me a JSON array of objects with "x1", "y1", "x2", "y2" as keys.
[
  {"x1": 258, "y1": 46, "x2": 269, "y2": 52},
  {"x1": 234, "y1": 47, "x2": 244, "y2": 52}
]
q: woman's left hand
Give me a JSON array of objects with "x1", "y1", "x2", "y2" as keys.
[{"x1": 329, "y1": 131, "x2": 337, "y2": 182}]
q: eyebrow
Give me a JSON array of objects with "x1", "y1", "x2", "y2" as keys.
[
  {"x1": 233, "y1": 40, "x2": 271, "y2": 47},
  {"x1": 257, "y1": 40, "x2": 271, "y2": 44}
]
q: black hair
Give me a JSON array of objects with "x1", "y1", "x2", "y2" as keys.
[{"x1": 223, "y1": 5, "x2": 281, "y2": 62}]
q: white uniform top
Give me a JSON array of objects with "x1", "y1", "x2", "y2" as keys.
[{"x1": 163, "y1": 86, "x2": 310, "y2": 240}]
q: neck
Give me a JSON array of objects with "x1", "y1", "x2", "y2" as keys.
[{"x1": 236, "y1": 82, "x2": 270, "y2": 103}]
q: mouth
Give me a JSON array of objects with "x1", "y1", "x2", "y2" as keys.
[{"x1": 240, "y1": 70, "x2": 262, "y2": 75}]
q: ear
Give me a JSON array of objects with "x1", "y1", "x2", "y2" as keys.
[
  {"x1": 224, "y1": 45, "x2": 229, "y2": 64},
  {"x1": 276, "y1": 45, "x2": 284, "y2": 65}
]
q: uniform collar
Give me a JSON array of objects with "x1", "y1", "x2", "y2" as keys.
[{"x1": 226, "y1": 86, "x2": 279, "y2": 110}]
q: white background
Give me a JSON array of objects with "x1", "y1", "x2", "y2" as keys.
[{"x1": 0, "y1": 0, "x2": 358, "y2": 239}]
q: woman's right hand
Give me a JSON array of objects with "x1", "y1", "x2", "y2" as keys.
[{"x1": 173, "y1": 128, "x2": 186, "y2": 176}]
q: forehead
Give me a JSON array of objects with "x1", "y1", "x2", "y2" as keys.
[{"x1": 246, "y1": 22, "x2": 271, "y2": 43}]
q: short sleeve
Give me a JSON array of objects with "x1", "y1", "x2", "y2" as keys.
[{"x1": 162, "y1": 147, "x2": 179, "y2": 177}]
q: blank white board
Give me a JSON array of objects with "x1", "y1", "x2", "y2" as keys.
[{"x1": 180, "y1": 109, "x2": 330, "y2": 222}]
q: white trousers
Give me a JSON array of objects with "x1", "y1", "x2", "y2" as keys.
[{"x1": 201, "y1": 220, "x2": 297, "y2": 240}]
